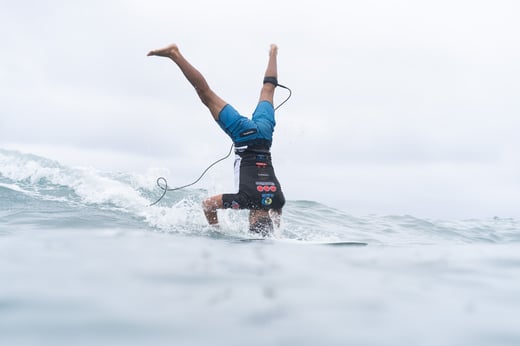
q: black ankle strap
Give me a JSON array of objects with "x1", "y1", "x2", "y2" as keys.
[{"x1": 263, "y1": 76, "x2": 278, "y2": 86}]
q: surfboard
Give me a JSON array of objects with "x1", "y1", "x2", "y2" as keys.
[{"x1": 237, "y1": 238, "x2": 368, "y2": 246}]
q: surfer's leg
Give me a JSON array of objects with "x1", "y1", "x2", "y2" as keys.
[
  {"x1": 258, "y1": 44, "x2": 278, "y2": 104},
  {"x1": 147, "y1": 44, "x2": 227, "y2": 121},
  {"x1": 202, "y1": 194, "x2": 223, "y2": 225}
]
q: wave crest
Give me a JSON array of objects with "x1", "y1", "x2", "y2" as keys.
[{"x1": 1, "y1": 148, "x2": 519, "y2": 244}]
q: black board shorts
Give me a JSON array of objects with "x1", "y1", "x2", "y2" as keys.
[{"x1": 222, "y1": 151, "x2": 285, "y2": 211}]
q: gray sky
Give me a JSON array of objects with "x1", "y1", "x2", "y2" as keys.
[{"x1": 1, "y1": 0, "x2": 519, "y2": 219}]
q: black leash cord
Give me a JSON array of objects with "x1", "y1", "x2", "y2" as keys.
[
  {"x1": 149, "y1": 84, "x2": 292, "y2": 206},
  {"x1": 149, "y1": 143, "x2": 234, "y2": 206},
  {"x1": 274, "y1": 84, "x2": 291, "y2": 111}
]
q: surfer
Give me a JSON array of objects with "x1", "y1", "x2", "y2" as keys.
[{"x1": 147, "y1": 43, "x2": 285, "y2": 236}]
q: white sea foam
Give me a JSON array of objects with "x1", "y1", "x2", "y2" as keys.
[{"x1": 1, "y1": 148, "x2": 208, "y2": 232}]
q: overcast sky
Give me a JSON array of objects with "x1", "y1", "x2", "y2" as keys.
[{"x1": 1, "y1": 0, "x2": 519, "y2": 219}]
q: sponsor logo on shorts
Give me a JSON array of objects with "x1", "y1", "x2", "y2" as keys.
[
  {"x1": 261, "y1": 194, "x2": 274, "y2": 206},
  {"x1": 240, "y1": 129, "x2": 258, "y2": 137},
  {"x1": 256, "y1": 182, "x2": 277, "y2": 193}
]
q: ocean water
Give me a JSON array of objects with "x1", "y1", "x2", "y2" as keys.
[{"x1": 1, "y1": 147, "x2": 520, "y2": 346}]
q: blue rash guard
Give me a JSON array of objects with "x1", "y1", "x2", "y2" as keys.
[{"x1": 216, "y1": 100, "x2": 285, "y2": 212}]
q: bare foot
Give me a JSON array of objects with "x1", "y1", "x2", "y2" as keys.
[
  {"x1": 147, "y1": 44, "x2": 181, "y2": 59},
  {"x1": 269, "y1": 44, "x2": 278, "y2": 56}
]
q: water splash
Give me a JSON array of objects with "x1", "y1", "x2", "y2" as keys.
[{"x1": 1, "y1": 148, "x2": 519, "y2": 245}]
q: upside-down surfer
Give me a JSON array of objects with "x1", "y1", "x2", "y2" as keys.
[{"x1": 147, "y1": 44, "x2": 285, "y2": 236}]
